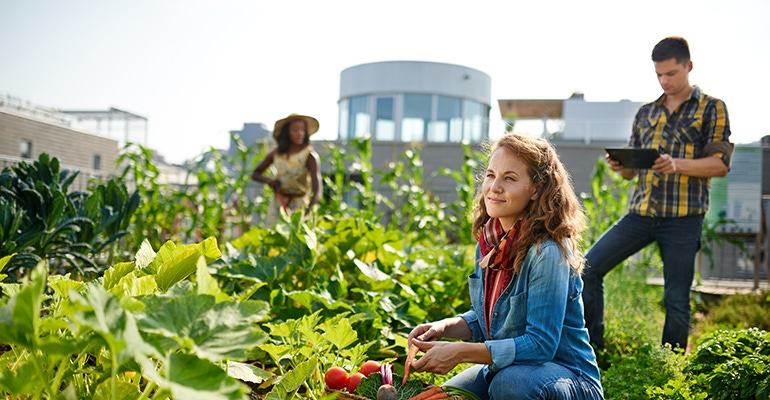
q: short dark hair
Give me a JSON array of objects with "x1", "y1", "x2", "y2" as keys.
[{"x1": 651, "y1": 36, "x2": 690, "y2": 65}]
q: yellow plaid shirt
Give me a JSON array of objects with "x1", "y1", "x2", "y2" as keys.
[{"x1": 628, "y1": 86, "x2": 732, "y2": 218}]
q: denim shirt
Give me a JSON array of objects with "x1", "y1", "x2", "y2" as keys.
[{"x1": 458, "y1": 240, "x2": 603, "y2": 392}]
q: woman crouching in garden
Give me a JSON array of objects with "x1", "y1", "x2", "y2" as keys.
[{"x1": 407, "y1": 132, "x2": 604, "y2": 399}]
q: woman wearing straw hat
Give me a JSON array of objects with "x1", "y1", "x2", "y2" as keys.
[{"x1": 251, "y1": 113, "x2": 322, "y2": 226}]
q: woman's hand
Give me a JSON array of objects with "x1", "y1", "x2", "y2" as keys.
[
  {"x1": 408, "y1": 321, "x2": 446, "y2": 344},
  {"x1": 409, "y1": 340, "x2": 460, "y2": 375},
  {"x1": 268, "y1": 179, "x2": 281, "y2": 191}
]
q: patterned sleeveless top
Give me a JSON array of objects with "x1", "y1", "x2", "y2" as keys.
[{"x1": 273, "y1": 147, "x2": 313, "y2": 196}]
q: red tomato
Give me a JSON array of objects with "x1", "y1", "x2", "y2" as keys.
[
  {"x1": 359, "y1": 360, "x2": 381, "y2": 377},
  {"x1": 324, "y1": 366, "x2": 349, "y2": 390},
  {"x1": 346, "y1": 372, "x2": 365, "y2": 393}
]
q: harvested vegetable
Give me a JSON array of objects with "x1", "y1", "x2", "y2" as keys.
[
  {"x1": 402, "y1": 342, "x2": 420, "y2": 386},
  {"x1": 377, "y1": 384, "x2": 398, "y2": 400},
  {"x1": 360, "y1": 360, "x2": 382, "y2": 377},
  {"x1": 348, "y1": 372, "x2": 366, "y2": 393},
  {"x1": 325, "y1": 366, "x2": 349, "y2": 390},
  {"x1": 377, "y1": 363, "x2": 397, "y2": 400},
  {"x1": 407, "y1": 385, "x2": 446, "y2": 400},
  {"x1": 354, "y1": 372, "x2": 424, "y2": 399},
  {"x1": 443, "y1": 385, "x2": 481, "y2": 400}
]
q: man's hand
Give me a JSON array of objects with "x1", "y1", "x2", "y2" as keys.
[
  {"x1": 605, "y1": 153, "x2": 637, "y2": 180},
  {"x1": 652, "y1": 154, "x2": 677, "y2": 174}
]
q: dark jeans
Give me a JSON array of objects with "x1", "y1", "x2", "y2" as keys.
[{"x1": 582, "y1": 213, "x2": 703, "y2": 350}]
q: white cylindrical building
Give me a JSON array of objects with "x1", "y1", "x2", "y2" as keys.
[{"x1": 338, "y1": 61, "x2": 492, "y2": 143}]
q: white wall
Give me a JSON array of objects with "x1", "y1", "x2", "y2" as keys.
[{"x1": 562, "y1": 98, "x2": 642, "y2": 143}]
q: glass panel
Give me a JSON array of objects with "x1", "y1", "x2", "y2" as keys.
[
  {"x1": 93, "y1": 155, "x2": 101, "y2": 170},
  {"x1": 374, "y1": 97, "x2": 395, "y2": 141},
  {"x1": 338, "y1": 98, "x2": 349, "y2": 140},
  {"x1": 401, "y1": 94, "x2": 431, "y2": 142},
  {"x1": 463, "y1": 100, "x2": 487, "y2": 142},
  {"x1": 430, "y1": 96, "x2": 463, "y2": 142},
  {"x1": 349, "y1": 96, "x2": 370, "y2": 139}
]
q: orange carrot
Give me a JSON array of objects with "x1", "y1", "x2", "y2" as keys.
[
  {"x1": 407, "y1": 385, "x2": 445, "y2": 400},
  {"x1": 402, "y1": 342, "x2": 420, "y2": 386},
  {"x1": 423, "y1": 393, "x2": 450, "y2": 400}
]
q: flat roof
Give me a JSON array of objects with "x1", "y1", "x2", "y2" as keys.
[
  {"x1": 498, "y1": 99, "x2": 564, "y2": 119},
  {"x1": 61, "y1": 107, "x2": 147, "y2": 121}
]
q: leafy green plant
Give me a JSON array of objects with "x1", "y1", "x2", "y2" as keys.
[
  {"x1": 687, "y1": 328, "x2": 770, "y2": 399},
  {"x1": 118, "y1": 143, "x2": 186, "y2": 250},
  {"x1": 647, "y1": 328, "x2": 770, "y2": 400},
  {"x1": 0, "y1": 154, "x2": 138, "y2": 281},
  {"x1": 0, "y1": 237, "x2": 271, "y2": 399},
  {"x1": 580, "y1": 156, "x2": 633, "y2": 245},
  {"x1": 603, "y1": 343, "x2": 687, "y2": 400},
  {"x1": 257, "y1": 310, "x2": 374, "y2": 399}
]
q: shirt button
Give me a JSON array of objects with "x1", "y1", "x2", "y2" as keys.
[{"x1": 494, "y1": 312, "x2": 499, "y2": 316}]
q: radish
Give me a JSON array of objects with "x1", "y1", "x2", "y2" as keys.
[{"x1": 376, "y1": 362, "x2": 398, "y2": 400}]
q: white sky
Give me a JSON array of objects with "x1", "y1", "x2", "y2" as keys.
[{"x1": 1, "y1": 0, "x2": 768, "y2": 164}]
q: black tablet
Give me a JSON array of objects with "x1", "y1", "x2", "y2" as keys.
[{"x1": 605, "y1": 148, "x2": 661, "y2": 169}]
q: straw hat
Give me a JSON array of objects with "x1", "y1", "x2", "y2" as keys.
[{"x1": 273, "y1": 113, "x2": 319, "y2": 139}]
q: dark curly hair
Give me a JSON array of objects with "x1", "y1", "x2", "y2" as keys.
[{"x1": 275, "y1": 118, "x2": 310, "y2": 154}]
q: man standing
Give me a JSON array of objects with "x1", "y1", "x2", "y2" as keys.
[{"x1": 582, "y1": 36, "x2": 733, "y2": 351}]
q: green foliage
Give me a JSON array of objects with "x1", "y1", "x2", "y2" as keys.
[
  {"x1": 647, "y1": 328, "x2": 770, "y2": 399},
  {"x1": 257, "y1": 311, "x2": 369, "y2": 398},
  {"x1": 580, "y1": 155, "x2": 633, "y2": 245},
  {"x1": 0, "y1": 153, "x2": 139, "y2": 281},
  {"x1": 695, "y1": 290, "x2": 770, "y2": 332},
  {"x1": 216, "y1": 211, "x2": 474, "y2": 363},
  {"x1": 603, "y1": 343, "x2": 687, "y2": 399},
  {"x1": 601, "y1": 268, "x2": 665, "y2": 359},
  {"x1": 687, "y1": 328, "x2": 770, "y2": 399},
  {"x1": 3, "y1": 145, "x2": 767, "y2": 399},
  {"x1": 435, "y1": 141, "x2": 484, "y2": 244},
  {"x1": 0, "y1": 237, "x2": 270, "y2": 399}
]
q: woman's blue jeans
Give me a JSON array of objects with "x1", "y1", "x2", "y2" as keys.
[
  {"x1": 582, "y1": 213, "x2": 703, "y2": 350},
  {"x1": 443, "y1": 364, "x2": 604, "y2": 400}
]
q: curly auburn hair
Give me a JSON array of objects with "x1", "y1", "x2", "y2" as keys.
[{"x1": 471, "y1": 132, "x2": 587, "y2": 273}]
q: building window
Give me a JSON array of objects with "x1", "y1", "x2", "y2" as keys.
[
  {"x1": 93, "y1": 155, "x2": 101, "y2": 171},
  {"x1": 338, "y1": 98, "x2": 349, "y2": 140},
  {"x1": 374, "y1": 97, "x2": 395, "y2": 141},
  {"x1": 401, "y1": 94, "x2": 431, "y2": 142},
  {"x1": 20, "y1": 140, "x2": 32, "y2": 158},
  {"x1": 430, "y1": 96, "x2": 463, "y2": 142},
  {"x1": 463, "y1": 100, "x2": 487, "y2": 142},
  {"x1": 349, "y1": 95, "x2": 370, "y2": 139}
]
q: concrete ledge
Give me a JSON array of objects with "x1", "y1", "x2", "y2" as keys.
[{"x1": 646, "y1": 276, "x2": 768, "y2": 295}]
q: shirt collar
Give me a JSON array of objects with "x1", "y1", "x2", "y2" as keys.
[{"x1": 654, "y1": 85, "x2": 703, "y2": 107}]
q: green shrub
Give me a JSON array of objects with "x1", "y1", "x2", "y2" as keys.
[
  {"x1": 695, "y1": 290, "x2": 770, "y2": 332},
  {"x1": 604, "y1": 343, "x2": 687, "y2": 399},
  {"x1": 648, "y1": 328, "x2": 770, "y2": 399}
]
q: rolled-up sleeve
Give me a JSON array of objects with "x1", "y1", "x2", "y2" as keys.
[{"x1": 459, "y1": 309, "x2": 484, "y2": 343}]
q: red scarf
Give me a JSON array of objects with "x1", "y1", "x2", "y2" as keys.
[{"x1": 479, "y1": 219, "x2": 519, "y2": 335}]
